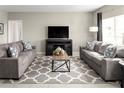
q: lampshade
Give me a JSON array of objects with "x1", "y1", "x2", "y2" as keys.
[{"x1": 89, "y1": 26, "x2": 98, "y2": 32}]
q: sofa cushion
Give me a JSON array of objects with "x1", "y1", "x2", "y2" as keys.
[
  {"x1": 98, "y1": 43, "x2": 111, "y2": 55},
  {"x1": 104, "y1": 45, "x2": 117, "y2": 58},
  {"x1": 94, "y1": 41, "x2": 102, "y2": 52},
  {"x1": 82, "y1": 49, "x2": 104, "y2": 66},
  {"x1": 16, "y1": 41, "x2": 24, "y2": 52},
  {"x1": 8, "y1": 46, "x2": 19, "y2": 58},
  {"x1": 86, "y1": 41, "x2": 96, "y2": 51},
  {"x1": 19, "y1": 49, "x2": 35, "y2": 66},
  {"x1": 18, "y1": 52, "x2": 29, "y2": 66},
  {"x1": 18, "y1": 49, "x2": 36, "y2": 77},
  {"x1": 91, "y1": 54, "x2": 104, "y2": 66},
  {"x1": 116, "y1": 46, "x2": 124, "y2": 58}
]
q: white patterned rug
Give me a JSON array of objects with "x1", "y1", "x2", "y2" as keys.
[{"x1": 0, "y1": 55, "x2": 119, "y2": 85}]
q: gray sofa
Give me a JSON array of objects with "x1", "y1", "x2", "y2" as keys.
[
  {"x1": 80, "y1": 41, "x2": 123, "y2": 81},
  {"x1": 0, "y1": 41, "x2": 36, "y2": 79}
]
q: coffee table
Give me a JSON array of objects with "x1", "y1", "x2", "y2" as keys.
[{"x1": 52, "y1": 53, "x2": 70, "y2": 72}]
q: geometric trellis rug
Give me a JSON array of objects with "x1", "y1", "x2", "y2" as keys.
[{"x1": 0, "y1": 55, "x2": 119, "y2": 84}]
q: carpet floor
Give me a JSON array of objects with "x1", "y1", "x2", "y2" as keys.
[{"x1": 0, "y1": 55, "x2": 120, "y2": 85}]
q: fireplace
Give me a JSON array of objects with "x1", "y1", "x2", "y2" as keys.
[
  {"x1": 46, "y1": 39, "x2": 72, "y2": 56},
  {"x1": 53, "y1": 45, "x2": 65, "y2": 51}
]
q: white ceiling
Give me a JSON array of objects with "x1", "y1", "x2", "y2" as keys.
[{"x1": 0, "y1": 5, "x2": 103, "y2": 12}]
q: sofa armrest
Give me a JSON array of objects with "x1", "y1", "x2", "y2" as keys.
[
  {"x1": 101, "y1": 58, "x2": 123, "y2": 80},
  {"x1": 0, "y1": 57, "x2": 19, "y2": 79},
  {"x1": 80, "y1": 46, "x2": 87, "y2": 60}
]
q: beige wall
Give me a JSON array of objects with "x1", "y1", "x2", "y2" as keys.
[
  {"x1": 8, "y1": 12, "x2": 93, "y2": 55},
  {"x1": 0, "y1": 10, "x2": 8, "y2": 44}
]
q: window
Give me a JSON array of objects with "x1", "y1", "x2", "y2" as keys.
[
  {"x1": 102, "y1": 15, "x2": 124, "y2": 45},
  {"x1": 103, "y1": 17, "x2": 115, "y2": 44},
  {"x1": 116, "y1": 15, "x2": 124, "y2": 45},
  {"x1": 8, "y1": 20, "x2": 23, "y2": 43}
]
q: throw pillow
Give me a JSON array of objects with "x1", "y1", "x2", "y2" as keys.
[
  {"x1": 8, "y1": 46, "x2": 19, "y2": 58},
  {"x1": 23, "y1": 41, "x2": 32, "y2": 50},
  {"x1": 94, "y1": 41, "x2": 103, "y2": 52},
  {"x1": 17, "y1": 41, "x2": 24, "y2": 52},
  {"x1": 98, "y1": 43, "x2": 111, "y2": 55},
  {"x1": 86, "y1": 41, "x2": 96, "y2": 51},
  {"x1": 104, "y1": 45, "x2": 117, "y2": 58}
]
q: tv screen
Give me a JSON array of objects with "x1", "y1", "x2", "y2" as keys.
[{"x1": 48, "y1": 26, "x2": 69, "y2": 38}]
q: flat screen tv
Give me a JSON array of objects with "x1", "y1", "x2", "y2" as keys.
[{"x1": 48, "y1": 26, "x2": 69, "y2": 38}]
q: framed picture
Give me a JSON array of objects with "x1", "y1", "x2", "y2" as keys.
[{"x1": 0, "y1": 23, "x2": 4, "y2": 34}]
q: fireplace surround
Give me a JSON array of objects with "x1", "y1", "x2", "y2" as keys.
[{"x1": 46, "y1": 39, "x2": 72, "y2": 56}]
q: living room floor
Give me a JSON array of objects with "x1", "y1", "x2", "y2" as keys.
[
  {"x1": 0, "y1": 84, "x2": 120, "y2": 88},
  {"x1": 0, "y1": 55, "x2": 120, "y2": 87}
]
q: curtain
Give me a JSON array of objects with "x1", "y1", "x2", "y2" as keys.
[
  {"x1": 8, "y1": 20, "x2": 23, "y2": 43},
  {"x1": 97, "y1": 13, "x2": 102, "y2": 41}
]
